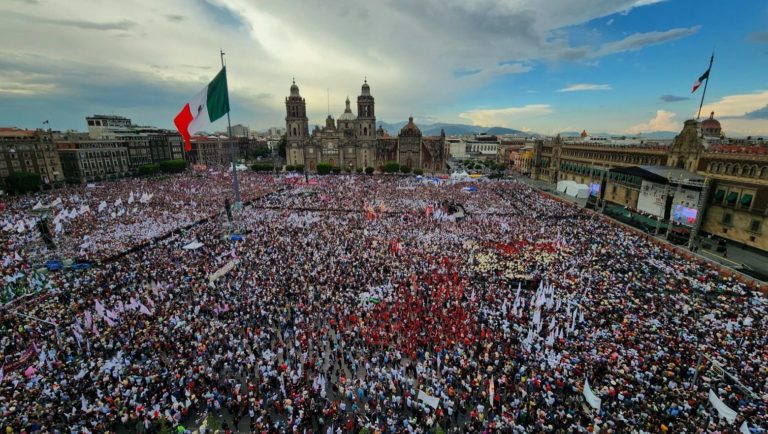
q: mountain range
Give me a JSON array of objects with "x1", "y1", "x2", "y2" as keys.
[
  {"x1": 558, "y1": 131, "x2": 678, "y2": 139},
  {"x1": 376, "y1": 121, "x2": 529, "y2": 137}
]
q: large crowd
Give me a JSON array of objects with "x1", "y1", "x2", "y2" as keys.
[{"x1": 1, "y1": 171, "x2": 766, "y2": 433}]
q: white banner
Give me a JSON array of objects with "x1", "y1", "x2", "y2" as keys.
[
  {"x1": 417, "y1": 390, "x2": 440, "y2": 409},
  {"x1": 583, "y1": 378, "x2": 601, "y2": 411},
  {"x1": 709, "y1": 389, "x2": 737, "y2": 424},
  {"x1": 209, "y1": 259, "x2": 239, "y2": 283}
]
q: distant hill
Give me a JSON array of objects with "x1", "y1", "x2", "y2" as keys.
[{"x1": 378, "y1": 121, "x2": 529, "y2": 137}]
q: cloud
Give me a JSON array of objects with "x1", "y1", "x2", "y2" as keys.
[
  {"x1": 557, "y1": 83, "x2": 612, "y2": 92},
  {"x1": 458, "y1": 104, "x2": 553, "y2": 127},
  {"x1": 592, "y1": 26, "x2": 701, "y2": 57},
  {"x1": 6, "y1": 11, "x2": 136, "y2": 31},
  {"x1": 628, "y1": 110, "x2": 678, "y2": 133},
  {"x1": 702, "y1": 90, "x2": 768, "y2": 118},
  {"x1": 743, "y1": 105, "x2": 768, "y2": 120},
  {"x1": 0, "y1": 0, "x2": 697, "y2": 130},
  {"x1": 747, "y1": 31, "x2": 768, "y2": 44},
  {"x1": 606, "y1": 18, "x2": 614, "y2": 26},
  {"x1": 660, "y1": 94, "x2": 689, "y2": 103}
]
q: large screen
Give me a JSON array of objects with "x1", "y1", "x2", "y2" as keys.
[
  {"x1": 672, "y1": 205, "x2": 698, "y2": 226},
  {"x1": 589, "y1": 183, "x2": 600, "y2": 197}
]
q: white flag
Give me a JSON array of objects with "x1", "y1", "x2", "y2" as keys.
[
  {"x1": 98, "y1": 201, "x2": 107, "y2": 212},
  {"x1": 583, "y1": 378, "x2": 601, "y2": 411},
  {"x1": 708, "y1": 389, "x2": 737, "y2": 424},
  {"x1": 740, "y1": 421, "x2": 751, "y2": 434}
]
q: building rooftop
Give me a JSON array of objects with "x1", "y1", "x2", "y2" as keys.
[{"x1": 611, "y1": 165, "x2": 705, "y2": 184}]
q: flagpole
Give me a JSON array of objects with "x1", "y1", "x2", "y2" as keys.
[
  {"x1": 696, "y1": 53, "x2": 714, "y2": 120},
  {"x1": 221, "y1": 49, "x2": 242, "y2": 209}
]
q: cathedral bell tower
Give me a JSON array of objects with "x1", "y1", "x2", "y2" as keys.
[
  {"x1": 356, "y1": 78, "x2": 376, "y2": 141},
  {"x1": 285, "y1": 79, "x2": 309, "y2": 145}
]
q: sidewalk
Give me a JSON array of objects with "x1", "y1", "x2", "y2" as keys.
[{"x1": 513, "y1": 175, "x2": 768, "y2": 283}]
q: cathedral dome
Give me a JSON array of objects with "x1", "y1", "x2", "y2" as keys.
[
  {"x1": 399, "y1": 116, "x2": 422, "y2": 137},
  {"x1": 361, "y1": 78, "x2": 370, "y2": 96},
  {"x1": 338, "y1": 97, "x2": 356, "y2": 121},
  {"x1": 701, "y1": 111, "x2": 721, "y2": 130}
]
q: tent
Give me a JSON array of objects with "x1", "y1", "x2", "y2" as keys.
[
  {"x1": 566, "y1": 183, "x2": 590, "y2": 199},
  {"x1": 450, "y1": 171, "x2": 471, "y2": 180},
  {"x1": 556, "y1": 180, "x2": 576, "y2": 193}
]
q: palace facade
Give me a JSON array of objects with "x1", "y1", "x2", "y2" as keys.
[{"x1": 529, "y1": 113, "x2": 768, "y2": 251}]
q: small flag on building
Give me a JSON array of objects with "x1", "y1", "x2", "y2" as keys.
[{"x1": 174, "y1": 67, "x2": 230, "y2": 151}]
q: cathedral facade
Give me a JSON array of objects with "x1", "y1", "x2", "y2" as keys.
[{"x1": 285, "y1": 80, "x2": 446, "y2": 172}]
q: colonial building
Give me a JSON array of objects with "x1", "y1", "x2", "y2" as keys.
[
  {"x1": 56, "y1": 140, "x2": 130, "y2": 182},
  {"x1": 285, "y1": 80, "x2": 447, "y2": 172},
  {"x1": 0, "y1": 128, "x2": 64, "y2": 188},
  {"x1": 531, "y1": 113, "x2": 768, "y2": 252}
]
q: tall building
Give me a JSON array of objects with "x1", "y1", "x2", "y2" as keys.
[
  {"x1": 0, "y1": 128, "x2": 64, "y2": 188},
  {"x1": 531, "y1": 113, "x2": 768, "y2": 251},
  {"x1": 285, "y1": 79, "x2": 446, "y2": 172},
  {"x1": 228, "y1": 124, "x2": 250, "y2": 138}
]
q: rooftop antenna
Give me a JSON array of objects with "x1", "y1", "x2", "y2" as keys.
[{"x1": 327, "y1": 88, "x2": 330, "y2": 115}]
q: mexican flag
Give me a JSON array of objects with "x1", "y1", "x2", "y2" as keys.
[
  {"x1": 174, "y1": 67, "x2": 230, "y2": 151},
  {"x1": 691, "y1": 68, "x2": 709, "y2": 93},
  {"x1": 691, "y1": 54, "x2": 713, "y2": 94}
]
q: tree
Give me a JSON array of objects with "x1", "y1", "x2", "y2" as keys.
[
  {"x1": 355, "y1": 167, "x2": 363, "y2": 174},
  {"x1": 278, "y1": 134, "x2": 287, "y2": 159},
  {"x1": 413, "y1": 168, "x2": 424, "y2": 176},
  {"x1": 159, "y1": 159, "x2": 187, "y2": 173},
  {"x1": 365, "y1": 166, "x2": 374, "y2": 175},
  {"x1": 138, "y1": 164, "x2": 161, "y2": 176},
  {"x1": 5, "y1": 171, "x2": 41, "y2": 194},
  {"x1": 251, "y1": 163, "x2": 273, "y2": 172},
  {"x1": 295, "y1": 164, "x2": 304, "y2": 173},
  {"x1": 332, "y1": 166, "x2": 341, "y2": 174},
  {"x1": 316, "y1": 163, "x2": 332, "y2": 175},
  {"x1": 399, "y1": 165, "x2": 412, "y2": 174},
  {"x1": 285, "y1": 165, "x2": 295, "y2": 172},
  {"x1": 383, "y1": 162, "x2": 400, "y2": 173}
]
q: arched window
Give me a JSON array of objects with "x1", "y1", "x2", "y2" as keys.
[
  {"x1": 363, "y1": 127, "x2": 368, "y2": 136},
  {"x1": 292, "y1": 127, "x2": 297, "y2": 136},
  {"x1": 761, "y1": 166, "x2": 768, "y2": 179},
  {"x1": 727, "y1": 164, "x2": 735, "y2": 175},
  {"x1": 749, "y1": 165, "x2": 757, "y2": 177}
]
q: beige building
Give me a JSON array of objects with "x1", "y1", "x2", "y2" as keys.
[
  {"x1": 531, "y1": 113, "x2": 768, "y2": 252},
  {"x1": 0, "y1": 128, "x2": 64, "y2": 188}
]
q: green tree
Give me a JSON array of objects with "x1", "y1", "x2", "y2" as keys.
[
  {"x1": 355, "y1": 167, "x2": 363, "y2": 174},
  {"x1": 159, "y1": 159, "x2": 187, "y2": 173},
  {"x1": 399, "y1": 165, "x2": 412, "y2": 174},
  {"x1": 316, "y1": 163, "x2": 332, "y2": 175},
  {"x1": 332, "y1": 166, "x2": 341, "y2": 174},
  {"x1": 295, "y1": 164, "x2": 304, "y2": 173},
  {"x1": 251, "y1": 163, "x2": 273, "y2": 172},
  {"x1": 138, "y1": 164, "x2": 160, "y2": 176},
  {"x1": 413, "y1": 168, "x2": 424, "y2": 175},
  {"x1": 383, "y1": 162, "x2": 400, "y2": 173},
  {"x1": 278, "y1": 134, "x2": 287, "y2": 159},
  {"x1": 4, "y1": 171, "x2": 41, "y2": 194},
  {"x1": 365, "y1": 166, "x2": 374, "y2": 175},
  {"x1": 285, "y1": 165, "x2": 295, "y2": 172}
]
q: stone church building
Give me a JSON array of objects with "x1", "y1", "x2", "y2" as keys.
[{"x1": 285, "y1": 80, "x2": 447, "y2": 172}]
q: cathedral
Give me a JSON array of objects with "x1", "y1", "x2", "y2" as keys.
[{"x1": 285, "y1": 79, "x2": 447, "y2": 172}]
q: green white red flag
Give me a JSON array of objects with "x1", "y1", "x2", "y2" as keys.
[{"x1": 174, "y1": 67, "x2": 230, "y2": 151}]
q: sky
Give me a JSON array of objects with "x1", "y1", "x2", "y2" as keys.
[{"x1": 1, "y1": 0, "x2": 767, "y2": 137}]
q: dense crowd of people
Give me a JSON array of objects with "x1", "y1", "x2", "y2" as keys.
[{"x1": 0, "y1": 171, "x2": 765, "y2": 433}]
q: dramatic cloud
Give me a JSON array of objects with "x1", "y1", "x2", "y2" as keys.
[
  {"x1": 0, "y1": 0, "x2": 702, "y2": 130},
  {"x1": 558, "y1": 83, "x2": 612, "y2": 92},
  {"x1": 628, "y1": 110, "x2": 678, "y2": 133},
  {"x1": 459, "y1": 104, "x2": 553, "y2": 127},
  {"x1": 660, "y1": 94, "x2": 689, "y2": 102}
]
